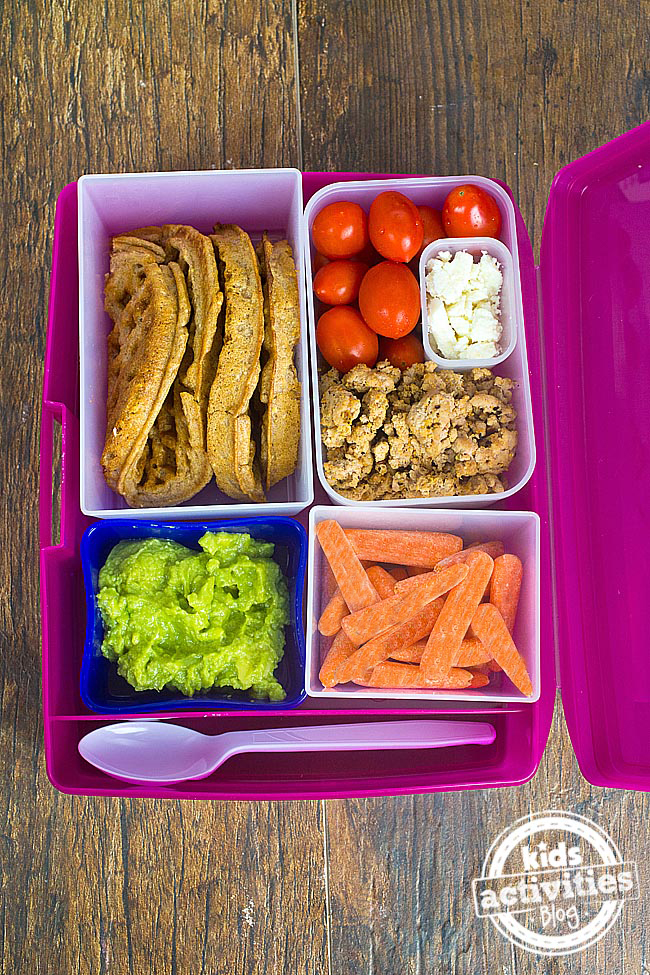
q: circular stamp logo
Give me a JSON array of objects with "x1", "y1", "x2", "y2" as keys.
[{"x1": 472, "y1": 811, "x2": 638, "y2": 956}]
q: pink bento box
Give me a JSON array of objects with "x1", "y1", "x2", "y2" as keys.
[{"x1": 40, "y1": 120, "x2": 650, "y2": 798}]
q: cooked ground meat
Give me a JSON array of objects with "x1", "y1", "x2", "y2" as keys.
[{"x1": 320, "y1": 360, "x2": 518, "y2": 500}]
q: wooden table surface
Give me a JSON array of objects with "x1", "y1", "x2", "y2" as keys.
[{"x1": 3, "y1": 1, "x2": 650, "y2": 972}]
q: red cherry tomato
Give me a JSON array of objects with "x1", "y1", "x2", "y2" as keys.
[
  {"x1": 358, "y1": 261, "x2": 421, "y2": 338},
  {"x1": 441, "y1": 184, "x2": 502, "y2": 239},
  {"x1": 312, "y1": 201, "x2": 369, "y2": 259},
  {"x1": 378, "y1": 334, "x2": 425, "y2": 370},
  {"x1": 312, "y1": 251, "x2": 330, "y2": 273},
  {"x1": 368, "y1": 191, "x2": 424, "y2": 263},
  {"x1": 416, "y1": 205, "x2": 445, "y2": 259},
  {"x1": 316, "y1": 306, "x2": 379, "y2": 373},
  {"x1": 313, "y1": 260, "x2": 368, "y2": 306}
]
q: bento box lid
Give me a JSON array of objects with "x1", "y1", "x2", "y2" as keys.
[{"x1": 540, "y1": 119, "x2": 650, "y2": 789}]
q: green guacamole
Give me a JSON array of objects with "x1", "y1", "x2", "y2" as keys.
[{"x1": 97, "y1": 531, "x2": 290, "y2": 700}]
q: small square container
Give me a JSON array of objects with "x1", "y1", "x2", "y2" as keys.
[
  {"x1": 303, "y1": 176, "x2": 535, "y2": 508},
  {"x1": 419, "y1": 236, "x2": 518, "y2": 369},
  {"x1": 305, "y1": 505, "x2": 540, "y2": 704},
  {"x1": 80, "y1": 516, "x2": 308, "y2": 714},
  {"x1": 78, "y1": 168, "x2": 313, "y2": 519}
]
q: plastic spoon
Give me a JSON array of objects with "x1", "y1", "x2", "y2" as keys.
[{"x1": 78, "y1": 719, "x2": 496, "y2": 784}]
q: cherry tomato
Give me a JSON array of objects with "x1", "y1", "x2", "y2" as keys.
[
  {"x1": 316, "y1": 306, "x2": 379, "y2": 373},
  {"x1": 313, "y1": 260, "x2": 368, "y2": 306},
  {"x1": 358, "y1": 261, "x2": 421, "y2": 338},
  {"x1": 416, "y1": 205, "x2": 445, "y2": 259},
  {"x1": 368, "y1": 191, "x2": 424, "y2": 263},
  {"x1": 312, "y1": 201, "x2": 369, "y2": 259},
  {"x1": 441, "y1": 184, "x2": 502, "y2": 239},
  {"x1": 312, "y1": 251, "x2": 330, "y2": 273},
  {"x1": 378, "y1": 334, "x2": 425, "y2": 370}
]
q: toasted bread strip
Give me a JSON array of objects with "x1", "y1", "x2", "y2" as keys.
[
  {"x1": 256, "y1": 233, "x2": 301, "y2": 490},
  {"x1": 102, "y1": 261, "x2": 189, "y2": 494},
  {"x1": 207, "y1": 225, "x2": 266, "y2": 502},
  {"x1": 162, "y1": 225, "x2": 223, "y2": 441}
]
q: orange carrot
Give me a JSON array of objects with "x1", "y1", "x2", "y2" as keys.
[
  {"x1": 360, "y1": 661, "x2": 478, "y2": 689},
  {"x1": 319, "y1": 629, "x2": 357, "y2": 687},
  {"x1": 318, "y1": 590, "x2": 349, "y2": 636},
  {"x1": 435, "y1": 540, "x2": 505, "y2": 570},
  {"x1": 335, "y1": 599, "x2": 444, "y2": 684},
  {"x1": 389, "y1": 639, "x2": 428, "y2": 663},
  {"x1": 388, "y1": 566, "x2": 409, "y2": 582},
  {"x1": 366, "y1": 565, "x2": 399, "y2": 600},
  {"x1": 468, "y1": 673, "x2": 491, "y2": 688},
  {"x1": 456, "y1": 637, "x2": 492, "y2": 667},
  {"x1": 490, "y1": 554, "x2": 523, "y2": 633},
  {"x1": 406, "y1": 565, "x2": 432, "y2": 577},
  {"x1": 390, "y1": 636, "x2": 491, "y2": 667},
  {"x1": 471, "y1": 603, "x2": 533, "y2": 695},
  {"x1": 487, "y1": 554, "x2": 522, "y2": 672},
  {"x1": 467, "y1": 663, "x2": 492, "y2": 676},
  {"x1": 344, "y1": 529, "x2": 462, "y2": 567},
  {"x1": 420, "y1": 550, "x2": 494, "y2": 682},
  {"x1": 342, "y1": 563, "x2": 469, "y2": 647},
  {"x1": 316, "y1": 520, "x2": 379, "y2": 613}
]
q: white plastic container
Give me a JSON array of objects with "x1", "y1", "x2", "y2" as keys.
[
  {"x1": 305, "y1": 505, "x2": 541, "y2": 704},
  {"x1": 303, "y1": 176, "x2": 535, "y2": 508},
  {"x1": 78, "y1": 168, "x2": 313, "y2": 519},
  {"x1": 420, "y1": 236, "x2": 518, "y2": 369}
]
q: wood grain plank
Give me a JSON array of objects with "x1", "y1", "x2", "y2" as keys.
[
  {"x1": 298, "y1": 0, "x2": 650, "y2": 971},
  {"x1": 0, "y1": 2, "x2": 327, "y2": 974}
]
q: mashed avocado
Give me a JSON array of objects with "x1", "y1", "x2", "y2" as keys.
[{"x1": 97, "y1": 531, "x2": 289, "y2": 700}]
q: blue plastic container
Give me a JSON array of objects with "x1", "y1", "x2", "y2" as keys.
[{"x1": 80, "y1": 517, "x2": 308, "y2": 714}]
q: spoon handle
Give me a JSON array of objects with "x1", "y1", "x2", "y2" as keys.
[{"x1": 222, "y1": 719, "x2": 495, "y2": 759}]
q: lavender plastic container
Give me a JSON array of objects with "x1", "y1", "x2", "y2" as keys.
[{"x1": 41, "y1": 123, "x2": 650, "y2": 799}]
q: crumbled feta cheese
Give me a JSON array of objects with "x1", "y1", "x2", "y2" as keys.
[
  {"x1": 427, "y1": 297, "x2": 459, "y2": 358},
  {"x1": 425, "y1": 250, "x2": 503, "y2": 360}
]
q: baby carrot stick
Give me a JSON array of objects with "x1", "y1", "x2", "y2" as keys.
[
  {"x1": 456, "y1": 637, "x2": 492, "y2": 667},
  {"x1": 471, "y1": 603, "x2": 533, "y2": 696},
  {"x1": 336, "y1": 598, "x2": 445, "y2": 684},
  {"x1": 316, "y1": 520, "x2": 379, "y2": 613},
  {"x1": 342, "y1": 563, "x2": 469, "y2": 647},
  {"x1": 344, "y1": 529, "x2": 462, "y2": 567},
  {"x1": 406, "y1": 565, "x2": 431, "y2": 577},
  {"x1": 420, "y1": 550, "x2": 494, "y2": 682},
  {"x1": 390, "y1": 636, "x2": 491, "y2": 667},
  {"x1": 389, "y1": 639, "x2": 428, "y2": 663},
  {"x1": 319, "y1": 630, "x2": 357, "y2": 687},
  {"x1": 318, "y1": 590, "x2": 349, "y2": 636},
  {"x1": 490, "y1": 554, "x2": 523, "y2": 633},
  {"x1": 361, "y1": 661, "x2": 477, "y2": 689},
  {"x1": 366, "y1": 565, "x2": 399, "y2": 600},
  {"x1": 468, "y1": 673, "x2": 491, "y2": 688},
  {"x1": 388, "y1": 566, "x2": 409, "y2": 582},
  {"x1": 435, "y1": 540, "x2": 505, "y2": 570}
]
